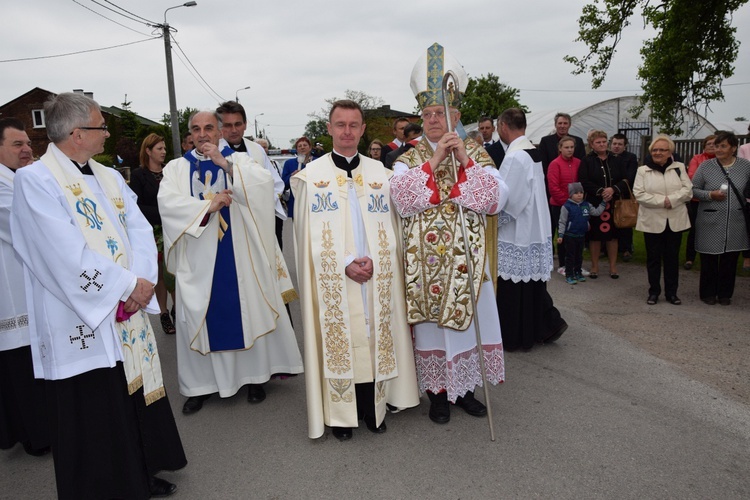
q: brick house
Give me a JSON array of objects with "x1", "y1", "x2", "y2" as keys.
[{"x1": 0, "y1": 87, "x2": 160, "y2": 160}]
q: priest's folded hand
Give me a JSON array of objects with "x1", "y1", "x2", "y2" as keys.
[
  {"x1": 208, "y1": 189, "x2": 233, "y2": 213},
  {"x1": 345, "y1": 257, "x2": 373, "y2": 284},
  {"x1": 130, "y1": 278, "x2": 155, "y2": 308}
]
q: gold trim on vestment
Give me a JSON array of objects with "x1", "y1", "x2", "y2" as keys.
[{"x1": 397, "y1": 138, "x2": 493, "y2": 331}]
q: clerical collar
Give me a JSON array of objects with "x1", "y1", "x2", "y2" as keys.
[
  {"x1": 331, "y1": 150, "x2": 360, "y2": 178},
  {"x1": 71, "y1": 159, "x2": 93, "y2": 175},
  {"x1": 230, "y1": 140, "x2": 247, "y2": 153}
]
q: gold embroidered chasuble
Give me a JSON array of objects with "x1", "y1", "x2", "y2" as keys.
[
  {"x1": 396, "y1": 137, "x2": 497, "y2": 331},
  {"x1": 292, "y1": 154, "x2": 418, "y2": 438}
]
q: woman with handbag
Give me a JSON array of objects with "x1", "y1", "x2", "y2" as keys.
[
  {"x1": 691, "y1": 130, "x2": 750, "y2": 305},
  {"x1": 578, "y1": 130, "x2": 629, "y2": 278},
  {"x1": 633, "y1": 135, "x2": 693, "y2": 305}
]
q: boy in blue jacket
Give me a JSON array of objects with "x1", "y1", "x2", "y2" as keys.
[{"x1": 557, "y1": 182, "x2": 606, "y2": 284}]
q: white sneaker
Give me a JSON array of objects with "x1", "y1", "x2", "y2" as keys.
[
  {"x1": 580, "y1": 268, "x2": 590, "y2": 276},
  {"x1": 557, "y1": 267, "x2": 566, "y2": 276}
]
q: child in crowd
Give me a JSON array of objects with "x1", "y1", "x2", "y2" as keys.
[
  {"x1": 558, "y1": 182, "x2": 606, "y2": 284},
  {"x1": 548, "y1": 135, "x2": 582, "y2": 273}
]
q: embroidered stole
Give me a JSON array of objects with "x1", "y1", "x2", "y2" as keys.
[
  {"x1": 41, "y1": 148, "x2": 165, "y2": 405},
  {"x1": 305, "y1": 156, "x2": 398, "y2": 385},
  {"x1": 397, "y1": 138, "x2": 490, "y2": 331}
]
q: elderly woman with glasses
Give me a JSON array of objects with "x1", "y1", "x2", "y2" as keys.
[
  {"x1": 633, "y1": 135, "x2": 693, "y2": 305},
  {"x1": 691, "y1": 130, "x2": 750, "y2": 305}
]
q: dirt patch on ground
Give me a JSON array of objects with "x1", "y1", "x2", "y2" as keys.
[{"x1": 549, "y1": 261, "x2": 750, "y2": 405}]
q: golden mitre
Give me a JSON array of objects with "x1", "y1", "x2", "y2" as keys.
[{"x1": 410, "y1": 42, "x2": 469, "y2": 110}]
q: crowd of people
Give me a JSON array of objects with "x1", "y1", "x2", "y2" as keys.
[{"x1": 1, "y1": 42, "x2": 749, "y2": 499}]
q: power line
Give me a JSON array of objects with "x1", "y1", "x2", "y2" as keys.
[
  {"x1": 70, "y1": 0, "x2": 152, "y2": 36},
  {"x1": 102, "y1": 0, "x2": 156, "y2": 25},
  {"x1": 0, "y1": 37, "x2": 159, "y2": 63},
  {"x1": 170, "y1": 33, "x2": 226, "y2": 102},
  {"x1": 89, "y1": 0, "x2": 150, "y2": 26},
  {"x1": 170, "y1": 46, "x2": 222, "y2": 104}
]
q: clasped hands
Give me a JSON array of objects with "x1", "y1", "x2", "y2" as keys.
[
  {"x1": 429, "y1": 132, "x2": 470, "y2": 168},
  {"x1": 123, "y1": 277, "x2": 155, "y2": 313},
  {"x1": 345, "y1": 257, "x2": 373, "y2": 284}
]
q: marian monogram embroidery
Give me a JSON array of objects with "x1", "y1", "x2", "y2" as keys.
[
  {"x1": 312, "y1": 192, "x2": 338, "y2": 213},
  {"x1": 368, "y1": 194, "x2": 389, "y2": 213},
  {"x1": 76, "y1": 197, "x2": 104, "y2": 230}
]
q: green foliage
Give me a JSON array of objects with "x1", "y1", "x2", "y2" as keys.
[
  {"x1": 303, "y1": 118, "x2": 328, "y2": 142},
  {"x1": 92, "y1": 154, "x2": 115, "y2": 166},
  {"x1": 460, "y1": 73, "x2": 527, "y2": 123},
  {"x1": 565, "y1": 0, "x2": 747, "y2": 135}
]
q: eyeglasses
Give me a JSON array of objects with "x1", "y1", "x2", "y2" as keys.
[
  {"x1": 70, "y1": 125, "x2": 108, "y2": 135},
  {"x1": 651, "y1": 148, "x2": 670, "y2": 153},
  {"x1": 422, "y1": 111, "x2": 447, "y2": 120}
]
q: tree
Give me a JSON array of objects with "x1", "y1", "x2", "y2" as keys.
[
  {"x1": 565, "y1": 0, "x2": 748, "y2": 135},
  {"x1": 460, "y1": 74, "x2": 527, "y2": 124}
]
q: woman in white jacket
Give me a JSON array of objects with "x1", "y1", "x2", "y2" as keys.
[{"x1": 634, "y1": 135, "x2": 693, "y2": 305}]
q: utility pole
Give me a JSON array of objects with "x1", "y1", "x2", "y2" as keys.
[{"x1": 157, "y1": 2, "x2": 197, "y2": 158}]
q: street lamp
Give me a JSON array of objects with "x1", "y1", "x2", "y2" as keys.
[
  {"x1": 160, "y1": 1, "x2": 197, "y2": 158},
  {"x1": 254, "y1": 113, "x2": 264, "y2": 138},
  {"x1": 235, "y1": 86, "x2": 251, "y2": 103}
]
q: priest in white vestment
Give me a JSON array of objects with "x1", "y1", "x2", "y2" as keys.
[
  {"x1": 495, "y1": 108, "x2": 568, "y2": 351},
  {"x1": 0, "y1": 118, "x2": 50, "y2": 457},
  {"x1": 292, "y1": 100, "x2": 419, "y2": 441},
  {"x1": 391, "y1": 43, "x2": 507, "y2": 425},
  {"x1": 11, "y1": 93, "x2": 185, "y2": 499},
  {"x1": 158, "y1": 110, "x2": 303, "y2": 415}
]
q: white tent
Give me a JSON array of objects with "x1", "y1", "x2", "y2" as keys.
[{"x1": 465, "y1": 95, "x2": 719, "y2": 155}]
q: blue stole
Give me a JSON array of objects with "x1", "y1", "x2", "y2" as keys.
[{"x1": 188, "y1": 147, "x2": 245, "y2": 351}]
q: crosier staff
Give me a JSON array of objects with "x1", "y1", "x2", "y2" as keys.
[{"x1": 441, "y1": 70, "x2": 496, "y2": 442}]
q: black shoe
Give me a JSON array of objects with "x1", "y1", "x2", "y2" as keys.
[
  {"x1": 453, "y1": 391, "x2": 487, "y2": 417},
  {"x1": 622, "y1": 251, "x2": 632, "y2": 262},
  {"x1": 182, "y1": 394, "x2": 210, "y2": 414},
  {"x1": 149, "y1": 476, "x2": 177, "y2": 498},
  {"x1": 666, "y1": 295, "x2": 681, "y2": 305},
  {"x1": 683, "y1": 261, "x2": 693, "y2": 270},
  {"x1": 701, "y1": 297, "x2": 717, "y2": 305},
  {"x1": 544, "y1": 320, "x2": 568, "y2": 343},
  {"x1": 364, "y1": 415, "x2": 387, "y2": 434},
  {"x1": 647, "y1": 294, "x2": 658, "y2": 305},
  {"x1": 22, "y1": 442, "x2": 51, "y2": 457},
  {"x1": 332, "y1": 427, "x2": 352, "y2": 441},
  {"x1": 427, "y1": 391, "x2": 450, "y2": 424},
  {"x1": 718, "y1": 297, "x2": 731, "y2": 306},
  {"x1": 247, "y1": 384, "x2": 266, "y2": 404}
]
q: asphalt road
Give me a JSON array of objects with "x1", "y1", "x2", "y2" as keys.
[{"x1": 2, "y1": 223, "x2": 749, "y2": 499}]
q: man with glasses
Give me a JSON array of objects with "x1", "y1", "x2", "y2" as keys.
[
  {"x1": 10, "y1": 92, "x2": 186, "y2": 499},
  {"x1": 391, "y1": 43, "x2": 507, "y2": 425}
]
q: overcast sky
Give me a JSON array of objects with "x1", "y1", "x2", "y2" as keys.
[{"x1": 2, "y1": 0, "x2": 749, "y2": 147}]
